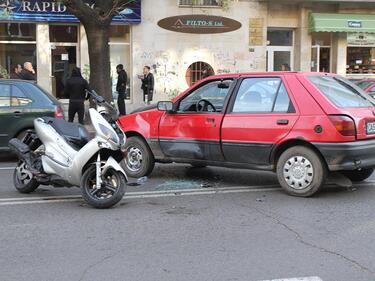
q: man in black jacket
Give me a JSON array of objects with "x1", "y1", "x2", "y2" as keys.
[
  {"x1": 19, "y1": 62, "x2": 36, "y2": 81},
  {"x1": 65, "y1": 67, "x2": 89, "y2": 125},
  {"x1": 140, "y1": 66, "x2": 154, "y2": 104},
  {"x1": 116, "y1": 64, "x2": 127, "y2": 116}
]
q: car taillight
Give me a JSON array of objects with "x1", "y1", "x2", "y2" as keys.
[
  {"x1": 328, "y1": 115, "x2": 356, "y2": 136},
  {"x1": 54, "y1": 106, "x2": 64, "y2": 119}
]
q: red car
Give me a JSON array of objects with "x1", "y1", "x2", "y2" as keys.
[
  {"x1": 356, "y1": 78, "x2": 375, "y2": 98},
  {"x1": 118, "y1": 72, "x2": 375, "y2": 197}
]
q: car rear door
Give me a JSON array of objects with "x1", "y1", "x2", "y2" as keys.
[
  {"x1": 221, "y1": 76, "x2": 299, "y2": 166},
  {"x1": 0, "y1": 83, "x2": 12, "y2": 149},
  {"x1": 158, "y1": 79, "x2": 234, "y2": 161}
]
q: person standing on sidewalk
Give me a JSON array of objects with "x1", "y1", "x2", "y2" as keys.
[
  {"x1": 140, "y1": 66, "x2": 154, "y2": 104},
  {"x1": 65, "y1": 67, "x2": 89, "y2": 125},
  {"x1": 116, "y1": 64, "x2": 127, "y2": 116},
  {"x1": 19, "y1": 62, "x2": 36, "y2": 81}
]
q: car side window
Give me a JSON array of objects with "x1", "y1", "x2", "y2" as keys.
[
  {"x1": 178, "y1": 80, "x2": 233, "y2": 113},
  {"x1": 0, "y1": 84, "x2": 11, "y2": 107},
  {"x1": 232, "y1": 77, "x2": 294, "y2": 113},
  {"x1": 11, "y1": 85, "x2": 33, "y2": 107}
]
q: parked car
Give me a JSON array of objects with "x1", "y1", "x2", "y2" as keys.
[
  {"x1": 0, "y1": 80, "x2": 64, "y2": 151},
  {"x1": 118, "y1": 72, "x2": 375, "y2": 197},
  {"x1": 356, "y1": 78, "x2": 375, "y2": 98}
]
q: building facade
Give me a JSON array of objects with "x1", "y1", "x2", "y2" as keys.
[{"x1": 1, "y1": 0, "x2": 375, "y2": 111}]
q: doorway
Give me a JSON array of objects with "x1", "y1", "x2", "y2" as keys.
[
  {"x1": 267, "y1": 46, "x2": 294, "y2": 71},
  {"x1": 51, "y1": 46, "x2": 77, "y2": 98},
  {"x1": 311, "y1": 45, "x2": 331, "y2": 72}
]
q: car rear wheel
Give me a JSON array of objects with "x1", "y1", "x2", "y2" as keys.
[
  {"x1": 341, "y1": 168, "x2": 374, "y2": 182},
  {"x1": 276, "y1": 146, "x2": 327, "y2": 197},
  {"x1": 122, "y1": 136, "x2": 155, "y2": 178}
]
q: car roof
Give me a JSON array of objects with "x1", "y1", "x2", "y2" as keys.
[
  {"x1": 0, "y1": 79, "x2": 37, "y2": 84},
  {"x1": 205, "y1": 72, "x2": 333, "y2": 80}
]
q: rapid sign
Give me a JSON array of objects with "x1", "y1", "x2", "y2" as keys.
[{"x1": 0, "y1": 0, "x2": 141, "y2": 23}]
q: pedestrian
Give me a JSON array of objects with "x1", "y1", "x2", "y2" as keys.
[
  {"x1": 116, "y1": 64, "x2": 127, "y2": 116},
  {"x1": 65, "y1": 67, "x2": 89, "y2": 125},
  {"x1": 140, "y1": 66, "x2": 154, "y2": 104},
  {"x1": 10, "y1": 64, "x2": 22, "y2": 79},
  {"x1": 19, "y1": 62, "x2": 36, "y2": 80}
]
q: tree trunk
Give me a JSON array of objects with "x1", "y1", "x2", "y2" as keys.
[{"x1": 84, "y1": 23, "x2": 112, "y2": 103}]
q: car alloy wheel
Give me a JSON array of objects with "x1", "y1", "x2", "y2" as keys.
[{"x1": 283, "y1": 156, "x2": 314, "y2": 190}]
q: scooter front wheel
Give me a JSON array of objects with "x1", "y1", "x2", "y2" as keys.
[
  {"x1": 81, "y1": 166, "x2": 126, "y2": 209},
  {"x1": 13, "y1": 161, "x2": 39, "y2": 193}
]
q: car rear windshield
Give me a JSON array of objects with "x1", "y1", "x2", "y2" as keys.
[{"x1": 308, "y1": 76, "x2": 375, "y2": 108}]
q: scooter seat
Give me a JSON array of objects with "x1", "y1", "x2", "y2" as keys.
[{"x1": 42, "y1": 117, "x2": 90, "y2": 148}]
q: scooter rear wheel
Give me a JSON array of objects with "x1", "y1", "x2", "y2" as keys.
[
  {"x1": 81, "y1": 166, "x2": 126, "y2": 209},
  {"x1": 13, "y1": 161, "x2": 39, "y2": 193}
]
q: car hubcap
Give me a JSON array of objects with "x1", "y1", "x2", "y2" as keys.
[
  {"x1": 125, "y1": 147, "x2": 143, "y2": 172},
  {"x1": 283, "y1": 156, "x2": 314, "y2": 190}
]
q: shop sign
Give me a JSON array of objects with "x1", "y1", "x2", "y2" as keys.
[
  {"x1": 347, "y1": 33, "x2": 375, "y2": 47},
  {"x1": 157, "y1": 15, "x2": 241, "y2": 34},
  {"x1": 0, "y1": 0, "x2": 141, "y2": 23},
  {"x1": 348, "y1": 21, "x2": 362, "y2": 28}
]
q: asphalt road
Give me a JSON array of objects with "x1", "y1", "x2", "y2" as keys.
[{"x1": 1, "y1": 154, "x2": 375, "y2": 281}]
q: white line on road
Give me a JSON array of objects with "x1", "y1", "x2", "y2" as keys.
[
  {"x1": 0, "y1": 167, "x2": 15, "y2": 170},
  {"x1": 0, "y1": 185, "x2": 281, "y2": 206},
  {"x1": 259, "y1": 277, "x2": 323, "y2": 281}
]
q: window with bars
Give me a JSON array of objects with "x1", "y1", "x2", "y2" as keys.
[
  {"x1": 179, "y1": 0, "x2": 222, "y2": 7},
  {"x1": 185, "y1": 62, "x2": 215, "y2": 86}
]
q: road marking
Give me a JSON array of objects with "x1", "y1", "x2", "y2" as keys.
[
  {"x1": 259, "y1": 277, "x2": 323, "y2": 281},
  {"x1": 0, "y1": 185, "x2": 282, "y2": 206},
  {"x1": 0, "y1": 167, "x2": 15, "y2": 170}
]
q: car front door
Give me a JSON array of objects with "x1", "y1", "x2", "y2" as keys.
[
  {"x1": 221, "y1": 76, "x2": 299, "y2": 167},
  {"x1": 158, "y1": 79, "x2": 234, "y2": 161}
]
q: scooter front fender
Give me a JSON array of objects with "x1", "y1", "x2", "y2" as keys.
[{"x1": 102, "y1": 156, "x2": 128, "y2": 182}]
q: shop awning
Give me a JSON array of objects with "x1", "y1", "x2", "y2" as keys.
[{"x1": 309, "y1": 13, "x2": 375, "y2": 33}]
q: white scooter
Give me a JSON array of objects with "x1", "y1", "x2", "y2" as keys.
[{"x1": 9, "y1": 90, "x2": 128, "y2": 209}]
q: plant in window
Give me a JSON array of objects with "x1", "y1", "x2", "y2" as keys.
[{"x1": 0, "y1": 65, "x2": 9, "y2": 79}]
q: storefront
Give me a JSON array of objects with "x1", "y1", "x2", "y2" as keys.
[
  {"x1": 309, "y1": 12, "x2": 375, "y2": 78},
  {"x1": 0, "y1": 0, "x2": 140, "y2": 99}
]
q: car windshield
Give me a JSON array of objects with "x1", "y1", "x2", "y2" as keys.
[
  {"x1": 356, "y1": 80, "x2": 374, "y2": 90},
  {"x1": 308, "y1": 76, "x2": 375, "y2": 108}
]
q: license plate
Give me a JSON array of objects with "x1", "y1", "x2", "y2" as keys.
[{"x1": 366, "y1": 122, "x2": 375, "y2": 134}]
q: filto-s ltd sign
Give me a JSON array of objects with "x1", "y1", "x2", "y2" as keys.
[{"x1": 157, "y1": 15, "x2": 242, "y2": 34}]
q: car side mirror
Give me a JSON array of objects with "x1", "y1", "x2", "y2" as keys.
[{"x1": 157, "y1": 101, "x2": 174, "y2": 112}]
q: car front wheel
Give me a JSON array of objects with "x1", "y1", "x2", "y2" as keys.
[
  {"x1": 276, "y1": 146, "x2": 327, "y2": 197},
  {"x1": 122, "y1": 136, "x2": 155, "y2": 178}
]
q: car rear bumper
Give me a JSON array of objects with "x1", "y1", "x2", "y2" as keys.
[{"x1": 313, "y1": 139, "x2": 375, "y2": 171}]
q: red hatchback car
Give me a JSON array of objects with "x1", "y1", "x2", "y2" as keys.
[{"x1": 118, "y1": 72, "x2": 375, "y2": 197}]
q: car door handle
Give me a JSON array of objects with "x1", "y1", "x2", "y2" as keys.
[
  {"x1": 277, "y1": 119, "x2": 289, "y2": 125},
  {"x1": 206, "y1": 118, "x2": 215, "y2": 123},
  {"x1": 13, "y1": 111, "x2": 23, "y2": 117}
]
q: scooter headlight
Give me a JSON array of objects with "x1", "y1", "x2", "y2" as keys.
[{"x1": 99, "y1": 124, "x2": 119, "y2": 144}]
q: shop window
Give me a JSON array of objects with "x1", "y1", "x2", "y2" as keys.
[
  {"x1": 347, "y1": 47, "x2": 375, "y2": 74},
  {"x1": 179, "y1": 0, "x2": 221, "y2": 7},
  {"x1": 49, "y1": 25, "x2": 78, "y2": 43},
  {"x1": 0, "y1": 23, "x2": 36, "y2": 41},
  {"x1": 185, "y1": 62, "x2": 214, "y2": 86},
  {"x1": 110, "y1": 25, "x2": 130, "y2": 43},
  {"x1": 0, "y1": 44, "x2": 36, "y2": 77},
  {"x1": 109, "y1": 25, "x2": 131, "y2": 100},
  {"x1": 267, "y1": 29, "x2": 293, "y2": 46}
]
